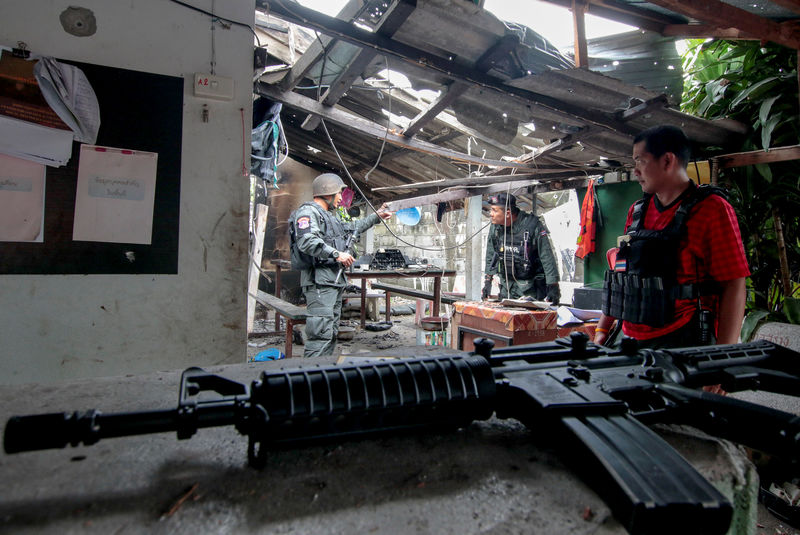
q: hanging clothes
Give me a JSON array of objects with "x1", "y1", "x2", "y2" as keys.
[
  {"x1": 575, "y1": 179, "x2": 597, "y2": 259},
  {"x1": 251, "y1": 99, "x2": 283, "y2": 189}
]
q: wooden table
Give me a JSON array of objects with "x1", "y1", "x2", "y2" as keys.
[
  {"x1": 451, "y1": 300, "x2": 559, "y2": 351},
  {"x1": 451, "y1": 301, "x2": 601, "y2": 351},
  {"x1": 346, "y1": 268, "x2": 456, "y2": 329}
]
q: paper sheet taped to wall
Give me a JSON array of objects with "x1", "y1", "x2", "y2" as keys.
[
  {"x1": 0, "y1": 153, "x2": 45, "y2": 242},
  {"x1": 72, "y1": 145, "x2": 158, "y2": 244},
  {"x1": 0, "y1": 49, "x2": 74, "y2": 166}
]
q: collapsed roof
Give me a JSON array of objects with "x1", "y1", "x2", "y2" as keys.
[{"x1": 253, "y1": 0, "x2": 750, "y2": 201}]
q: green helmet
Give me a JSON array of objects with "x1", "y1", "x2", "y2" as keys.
[{"x1": 312, "y1": 173, "x2": 347, "y2": 197}]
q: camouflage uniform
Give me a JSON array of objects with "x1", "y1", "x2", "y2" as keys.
[
  {"x1": 291, "y1": 202, "x2": 381, "y2": 357},
  {"x1": 485, "y1": 211, "x2": 560, "y2": 300}
]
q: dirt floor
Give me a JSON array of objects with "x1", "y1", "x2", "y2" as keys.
[{"x1": 247, "y1": 297, "x2": 425, "y2": 361}]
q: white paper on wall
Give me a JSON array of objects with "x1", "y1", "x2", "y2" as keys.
[
  {"x1": 72, "y1": 144, "x2": 158, "y2": 244},
  {"x1": 0, "y1": 153, "x2": 46, "y2": 242}
]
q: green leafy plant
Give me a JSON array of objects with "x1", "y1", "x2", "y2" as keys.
[{"x1": 681, "y1": 39, "x2": 800, "y2": 335}]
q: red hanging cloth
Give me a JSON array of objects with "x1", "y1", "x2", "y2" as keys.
[{"x1": 575, "y1": 179, "x2": 597, "y2": 259}]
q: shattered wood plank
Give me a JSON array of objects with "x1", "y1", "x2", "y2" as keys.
[
  {"x1": 402, "y1": 34, "x2": 520, "y2": 138},
  {"x1": 373, "y1": 85, "x2": 520, "y2": 156},
  {"x1": 302, "y1": 0, "x2": 417, "y2": 131},
  {"x1": 256, "y1": 82, "x2": 537, "y2": 170},
  {"x1": 371, "y1": 170, "x2": 591, "y2": 193},
  {"x1": 402, "y1": 82, "x2": 469, "y2": 138},
  {"x1": 373, "y1": 178, "x2": 589, "y2": 202},
  {"x1": 485, "y1": 177, "x2": 589, "y2": 193},
  {"x1": 713, "y1": 144, "x2": 800, "y2": 169},
  {"x1": 382, "y1": 178, "x2": 589, "y2": 207},
  {"x1": 370, "y1": 168, "x2": 583, "y2": 191},
  {"x1": 384, "y1": 189, "x2": 470, "y2": 211},
  {"x1": 615, "y1": 95, "x2": 669, "y2": 121}
]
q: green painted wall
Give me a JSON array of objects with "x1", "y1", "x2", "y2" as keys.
[{"x1": 578, "y1": 181, "x2": 643, "y2": 284}]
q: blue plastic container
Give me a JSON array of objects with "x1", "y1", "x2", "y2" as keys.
[
  {"x1": 396, "y1": 206, "x2": 421, "y2": 226},
  {"x1": 253, "y1": 348, "x2": 285, "y2": 361}
]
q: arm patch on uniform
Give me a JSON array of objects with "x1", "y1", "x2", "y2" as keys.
[{"x1": 296, "y1": 216, "x2": 312, "y2": 236}]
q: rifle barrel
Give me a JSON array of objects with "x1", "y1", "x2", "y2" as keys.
[{"x1": 4, "y1": 402, "x2": 242, "y2": 454}]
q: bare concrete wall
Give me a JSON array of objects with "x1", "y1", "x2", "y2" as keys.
[
  {"x1": 374, "y1": 204, "x2": 487, "y2": 293},
  {"x1": 0, "y1": 0, "x2": 254, "y2": 384}
]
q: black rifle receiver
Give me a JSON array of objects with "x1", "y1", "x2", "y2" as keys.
[
  {"x1": 5, "y1": 336, "x2": 800, "y2": 535},
  {"x1": 334, "y1": 228, "x2": 359, "y2": 283}
]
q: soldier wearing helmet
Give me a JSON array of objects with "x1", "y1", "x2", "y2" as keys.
[
  {"x1": 289, "y1": 173, "x2": 393, "y2": 357},
  {"x1": 483, "y1": 192, "x2": 560, "y2": 303}
]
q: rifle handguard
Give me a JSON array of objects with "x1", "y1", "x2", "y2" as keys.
[{"x1": 245, "y1": 355, "x2": 496, "y2": 465}]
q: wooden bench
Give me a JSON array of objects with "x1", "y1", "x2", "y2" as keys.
[
  {"x1": 253, "y1": 290, "x2": 308, "y2": 358},
  {"x1": 370, "y1": 282, "x2": 462, "y2": 323}
]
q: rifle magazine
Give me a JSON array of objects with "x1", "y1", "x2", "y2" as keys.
[{"x1": 561, "y1": 413, "x2": 732, "y2": 535}]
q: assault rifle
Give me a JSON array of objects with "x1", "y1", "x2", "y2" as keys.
[
  {"x1": 333, "y1": 228, "x2": 359, "y2": 284},
  {"x1": 5, "y1": 335, "x2": 800, "y2": 534}
]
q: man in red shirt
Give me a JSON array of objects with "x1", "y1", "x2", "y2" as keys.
[{"x1": 594, "y1": 126, "x2": 749, "y2": 348}]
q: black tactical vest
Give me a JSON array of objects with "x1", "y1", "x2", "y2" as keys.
[
  {"x1": 491, "y1": 213, "x2": 543, "y2": 280},
  {"x1": 602, "y1": 184, "x2": 724, "y2": 327}
]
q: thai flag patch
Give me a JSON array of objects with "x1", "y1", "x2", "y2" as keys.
[
  {"x1": 614, "y1": 258, "x2": 627, "y2": 272},
  {"x1": 297, "y1": 216, "x2": 311, "y2": 229}
]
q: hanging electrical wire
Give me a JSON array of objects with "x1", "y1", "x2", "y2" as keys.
[
  {"x1": 168, "y1": 0, "x2": 262, "y2": 47},
  {"x1": 363, "y1": 56, "x2": 392, "y2": 183}
]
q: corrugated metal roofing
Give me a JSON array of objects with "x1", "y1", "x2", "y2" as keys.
[{"x1": 254, "y1": 0, "x2": 762, "y2": 199}]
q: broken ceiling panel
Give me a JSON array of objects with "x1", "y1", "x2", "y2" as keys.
[
  {"x1": 255, "y1": 0, "x2": 749, "y2": 200},
  {"x1": 583, "y1": 30, "x2": 685, "y2": 105}
]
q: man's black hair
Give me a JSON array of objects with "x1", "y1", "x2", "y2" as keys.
[{"x1": 633, "y1": 125, "x2": 691, "y2": 167}]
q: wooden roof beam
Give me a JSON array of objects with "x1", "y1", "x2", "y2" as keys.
[
  {"x1": 256, "y1": 81, "x2": 538, "y2": 170},
  {"x1": 572, "y1": 0, "x2": 589, "y2": 68},
  {"x1": 662, "y1": 24, "x2": 758, "y2": 39},
  {"x1": 301, "y1": 0, "x2": 417, "y2": 131},
  {"x1": 402, "y1": 33, "x2": 520, "y2": 138},
  {"x1": 277, "y1": 0, "x2": 364, "y2": 92},
  {"x1": 537, "y1": 0, "x2": 679, "y2": 33},
  {"x1": 713, "y1": 144, "x2": 800, "y2": 169},
  {"x1": 647, "y1": 0, "x2": 800, "y2": 50},
  {"x1": 382, "y1": 177, "x2": 590, "y2": 208},
  {"x1": 372, "y1": 170, "x2": 590, "y2": 191}
]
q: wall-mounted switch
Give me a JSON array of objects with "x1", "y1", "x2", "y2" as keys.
[{"x1": 193, "y1": 73, "x2": 234, "y2": 101}]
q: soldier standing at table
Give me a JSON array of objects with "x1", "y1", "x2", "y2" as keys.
[
  {"x1": 482, "y1": 193, "x2": 560, "y2": 303},
  {"x1": 289, "y1": 173, "x2": 393, "y2": 357}
]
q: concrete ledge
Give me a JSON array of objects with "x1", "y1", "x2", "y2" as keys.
[{"x1": 0, "y1": 358, "x2": 759, "y2": 535}]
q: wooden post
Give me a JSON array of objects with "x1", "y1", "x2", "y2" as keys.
[
  {"x1": 247, "y1": 204, "x2": 268, "y2": 333},
  {"x1": 572, "y1": 0, "x2": 589, "y2": 69}
]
